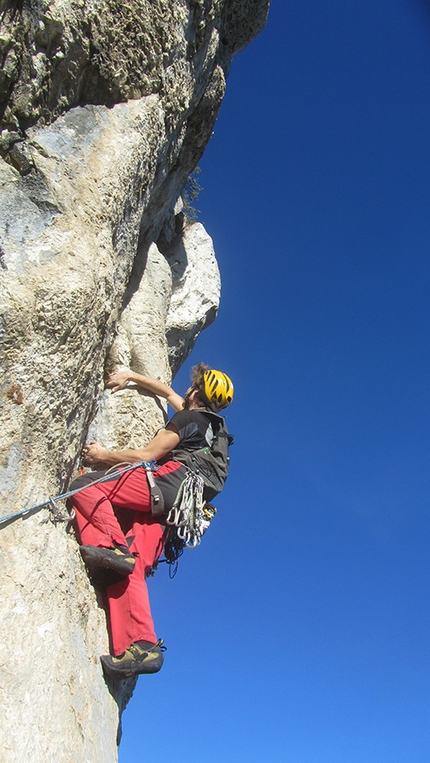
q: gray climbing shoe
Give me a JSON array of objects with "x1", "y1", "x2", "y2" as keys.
[
  {"x1": 80, "y1": 545, "x2": 136, "y2": 576},
  {"x1": 100, "y1": 640, "x2": 165, "y2": 679}
]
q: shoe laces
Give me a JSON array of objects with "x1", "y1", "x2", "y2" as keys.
[{"x1": 129, "y1": 638, "x2": 165, "y2": 659}]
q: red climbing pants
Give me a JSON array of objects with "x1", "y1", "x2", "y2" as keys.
[{"x1": 71, "y1": 462, "x2": 182, "y2": 655}]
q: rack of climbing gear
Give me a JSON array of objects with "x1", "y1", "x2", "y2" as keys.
[
  {"x1": 0, "y1": 460, "x2": 156, "y2": 530},
  {"x1": 166, "y1": 469, "x2": 217, "y2": 548},
  {"x1": 161, "y1": 492, "x2": 216, "y2": 577}
]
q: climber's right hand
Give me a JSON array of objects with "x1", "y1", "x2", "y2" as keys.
[
  {"x1": 82, "y1": 442, "x2": 106, "y2": 465},
  {"x1": 105, "y1": 371, "x2": 131, "y2": 392}
]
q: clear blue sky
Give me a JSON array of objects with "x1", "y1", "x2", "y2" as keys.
[{"x1": 119, "y1": 1, "x2": 430, "y2": 760}]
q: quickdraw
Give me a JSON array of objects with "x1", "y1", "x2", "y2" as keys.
[
  {"x1": 48, "y1": 497, "x2": 76, "y2": 526},
  {"x1": 142, "y1": 461, "x2": 165, "y2": 516}
]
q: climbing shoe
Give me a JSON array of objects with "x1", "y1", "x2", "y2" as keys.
[
  {"x1": 100, "y1": 640, "x2": 165, "y2": 679},
  {"x1": 80, "y1": 545, "x2": 136, "y2": 577}
]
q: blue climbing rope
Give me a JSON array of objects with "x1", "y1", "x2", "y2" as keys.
[{"x1": 0, "y1": 460, "x2": 157, "y2": 529}]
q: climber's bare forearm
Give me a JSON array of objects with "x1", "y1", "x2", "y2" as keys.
[
  {"x1": 83, "y1": 447, "x2": 149, "y2": 467},
  {"x1": 82, "y1": 428, "x2": 180, "y2": 468},
  {"x1": 106, "y1": 370, "x2": 184, "y2": 411}
]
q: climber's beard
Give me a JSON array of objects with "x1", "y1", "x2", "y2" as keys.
[
  {"x1": 182, "y1": 387, "x2": 192, "y2": 410},
  {"x1": 182, "y1": 386, "x2": 197, "y2": 410}
]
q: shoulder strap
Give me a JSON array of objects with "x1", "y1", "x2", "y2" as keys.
[{"x1": 194, "y1": 409, "x2": 232, "y2": 439}]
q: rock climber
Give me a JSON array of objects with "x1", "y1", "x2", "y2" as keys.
[{"x1": 69, "y1": 363, "x2": 233, "y2": 679}]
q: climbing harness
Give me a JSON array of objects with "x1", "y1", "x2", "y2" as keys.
[{"x1": 0, "y1": 460, "x2": 157, "y2": 530}]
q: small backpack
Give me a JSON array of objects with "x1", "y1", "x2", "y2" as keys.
[{"x1": 170, "y1": 410, "x2": 233, "y2": 501}]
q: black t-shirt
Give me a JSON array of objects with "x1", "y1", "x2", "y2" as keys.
[
  {"x1": 155, "y1": 409, "x2": 217, "y2": 511},
  {"x1": 166, "y1": 409, "x2": 216, "y2": 450}
]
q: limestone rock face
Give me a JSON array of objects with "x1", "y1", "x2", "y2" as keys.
[
  {"x1": 0, "y1": 0, "x2": 270, "y2": 759},
  {"x1": 166, "y1": 222, "x2": 220, "y2": 375}
]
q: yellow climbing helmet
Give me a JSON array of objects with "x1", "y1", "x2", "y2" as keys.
[{"x1": 202, "y1": 369, "x2": 234, "y2": 410}]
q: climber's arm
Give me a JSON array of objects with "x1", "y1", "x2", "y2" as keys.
[
  {"x1": 106, "y1": 370, "x2": 184, "y2": 412},
  {"x1": 82, "y1": 425, "x2": 181, "y2": 468}
]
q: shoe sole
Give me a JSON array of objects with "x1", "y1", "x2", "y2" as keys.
[
  {"x1": 100, "y1": 650, "x2": 164, "y2": 679},
  {"x1": 80, "y1": 546, "x2": 135, "y2": 577}
]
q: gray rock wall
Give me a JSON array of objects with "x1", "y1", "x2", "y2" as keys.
[{"x1": 0, "y1": 0, "x2": 270, "y2": 759}]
